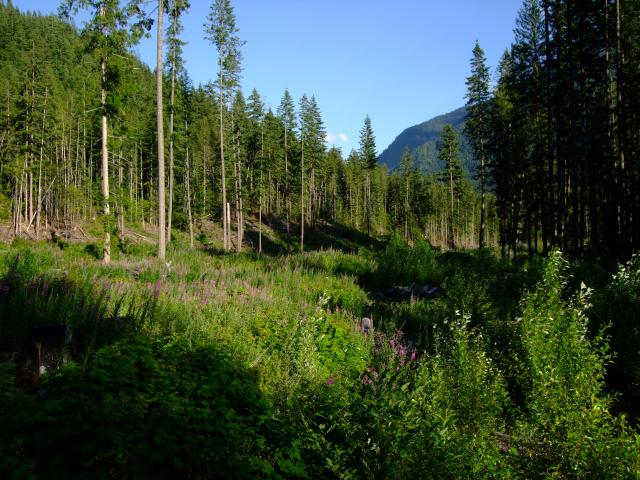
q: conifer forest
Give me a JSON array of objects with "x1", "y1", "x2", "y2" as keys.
[{"x1": 1, "y1": 0, "x2": 640, "y2": 478}]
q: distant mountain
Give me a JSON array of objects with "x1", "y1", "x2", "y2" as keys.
[{"x1": 378, "y1": 107, "x2": 474, "y2": 177}]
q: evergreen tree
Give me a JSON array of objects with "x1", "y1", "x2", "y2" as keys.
[
  {"x1": 204, "y1": 0, "x2": 243, "y2": 252},
  {"x1": 302, "y1": 95, "x2": 325, "y2": 228},
  {"x1": 399, "y1": 146, "x2": 413, "y2": 240},
  {"x1": 165, "y1": 0, "x2": 190, "y2": 246},
  {"x1": 464, "y1": 40, "x2": 491, "y2": 249},
  {"x1": 59, "y1": 0, "x2": 149, "y2": 264},
  {"x1": 298, "y1": 93, "x2": 309, "y2": 251},
  {"x1": 439, "y1": 124, "x2": 463, "y2": 249},
  {"x1": 359, "y1": 114, "x2": 377, "y2": 235},
  {"x1": 246, "y1": 87, "x2": 264, "y2": 252},
  {"x1": 277, "y1": 88, "x2": 296, "y2": 240}
]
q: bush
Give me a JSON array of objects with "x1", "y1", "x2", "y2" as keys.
[
  {"x1": 374, "y1": 232, "x2": 442, "y2": 288},
  {"x1": 0, "y1": 336, "x2": 285, "y2": 479},
  {"x1": 344, "y1": 324, "x2": 511, "y2": 478},
  {"x1": 513, "y1": 250, "x2": 640, "y2": 478},
  {"x1": 590, "y1": 253, "x2": 640, "y2": 397}
]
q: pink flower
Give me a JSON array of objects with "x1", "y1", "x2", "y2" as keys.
[{"x1": 326, "y1": 376, "x2": 335, "y2": 386}]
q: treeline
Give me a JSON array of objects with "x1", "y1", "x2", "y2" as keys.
[
  {"x1": 476, "y1": 0, "x2": 640, "y2": 259},
  {"x1": 0, "y1": 1, "x2": 493, "y2": 256}
]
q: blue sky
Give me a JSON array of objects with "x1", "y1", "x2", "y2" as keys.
[{"x1": 14, "y1": 0, "x2": 521, "y2": 156}]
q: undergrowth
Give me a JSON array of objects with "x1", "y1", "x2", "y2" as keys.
[{"x1": 0, "y1": 240, "x2": 639, "y2": 478}]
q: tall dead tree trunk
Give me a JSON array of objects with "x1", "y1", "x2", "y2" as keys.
[
  {"x1": 300, "y1": 136, "x2": 305, "y2": 252},
  {"x1": 219, "y1": 57, "x2": 228, "y2": 251},
  {"x1": 166, "y1": 10, "x2": 177, "y2": 246},
  {"x1": 156, "y1": 0, "x2": 166, "y2": 260},
  {"x1": 185, "y1": 123, "x2": 194, "y2": 248},
  {"x1": 35, "y1": 88, "x2": 47, "y2": 240}
]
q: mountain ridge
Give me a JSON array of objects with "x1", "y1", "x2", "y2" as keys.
[{"x1": 378, "y1": 106, "x2": 474, "y2": 175}]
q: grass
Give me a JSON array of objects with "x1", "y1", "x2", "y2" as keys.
[{"x1": 0, "y1": 234, "x2": 639, "y2": 478}]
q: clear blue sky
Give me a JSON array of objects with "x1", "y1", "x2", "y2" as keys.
[{"x1": 14, "y1": 0, "x2": 521, "y2": 156}]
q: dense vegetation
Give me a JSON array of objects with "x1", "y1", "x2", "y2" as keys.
[
  {"x1": 0, "y1": 1, "x2": 491, "y2": 250},
  {"x1": 483, "y1": 0, "x2": 640, "y2": 259},
  {"x1": 1, "y1": 0, "x2": 640, "y2": 478},
  {"x1": 1, "y1": 237, "x2": 639, "y2": 478}
]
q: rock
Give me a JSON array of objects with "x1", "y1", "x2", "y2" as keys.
[{"x1": 356, "y1": 317, "x2": 374, "y2": 336}]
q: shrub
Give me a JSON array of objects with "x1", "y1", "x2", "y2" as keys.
[
  {"x1": 346, "y1": 323, "x2": 511, "y2": 479},
  {"x1": 375, "y1": 232, "x2": 442, "y2": 288},
  {"x1": 590, "y1": 253, "x2": 640, "y2": 397},
  {"x1": 0, "y1": 336, "x2": 285, "y2": 479},
  {"x1": 513, "y1": 250, "x2": 640, "y2": 478}
]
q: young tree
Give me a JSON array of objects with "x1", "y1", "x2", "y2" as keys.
[
  {"x1": 204, "y1": 0, "x2": 243, "y2": 252},
  {"x1": 59, "y1": 0, "x2": 149, "y2": 264},
  {"x1": 464, "y1": 41, "x2": 491, "y2": 249}
]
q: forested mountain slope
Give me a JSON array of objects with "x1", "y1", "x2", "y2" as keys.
[{"x1": 378, "y1": 107, "x2": 474, "y2": 175}]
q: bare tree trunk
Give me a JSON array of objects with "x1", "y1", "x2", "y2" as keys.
[
  {"x1": 448, "y1": 159, "x2": 455, "y2": 250},
  {"x1": 233, "y1": 132, "x2": 241, "y2": 253},
  {"x1": 366, "y1": 171, "x2": 371, "y2": 236},
  {"x1": 156, "y1": 0, "x2": 166, "y2": 260},
  {"x1": 118, "y1": 155, "x2": 124, "y2": 236},
  {"x1": 284, "y1": 122, "x2": 290, "y2": 240},
  {"x1": 237, "y1": 145, "x2": 244, "y2": 252},
  {"x1": 300, "y1": 136, "x2": 305, "y2": 252},
  {"x1": 185, "y1": 125, "x2": 194, "y2": 248},
  {"x1": 259, "y1": 188, "x2": 263, "y2": 254},
  {"x1": 100, "y1": 58, "x2": 110, "y2": 264},
  {"x1": 219, "y1": 59, "x2": 228, "y2": 251},
  {"x1": 226, "y1": 201, "x2": 231, "y2": 248},
  {"x1": 140, "y1": 144, "x2": 145, "y2": 227},
  {"x1": 479, "y1": 152, "x2": 486, "y2": 249},
  {"x1": 202, "y1": 144, "x2": 207, "y2": 218},
  {"x1": 167, "y1": 11, "x2": 177, "y2": 246},
  {"x1": 35, "y1": 88, "x2": 47, "y2": 240}
]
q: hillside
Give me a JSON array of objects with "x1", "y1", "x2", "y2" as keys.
[{"x1": 378, "y1": 107, "x2": 474, "y2": 176}]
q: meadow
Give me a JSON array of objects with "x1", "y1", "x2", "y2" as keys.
[{"x1": 1, "y1": 232, "x2": 639, "y2": 478}]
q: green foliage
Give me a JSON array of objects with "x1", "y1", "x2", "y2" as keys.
[
  {"x1": 374, "y1": 232, "x2": 442, "y2": 288},
  {"x1": 590, "y1": 254, "x2": 640, "y2": 397},
  {"x1": 0, "y1": 248, "x2": 145, "y2": 353},
  {"x1": 513, "y1": 250, "x2": 640, "y2": 478},
  {"x1": 359, "y1": 114, "x2": 377, "y2": 170},
  {"x1": 343, "y1": 324, "x2": 511, "y2": 479},
  {"x1": 1, "y1": 242, "x2": 640, "y2": 478},
  {"x1": 1, "y1": 336, "x2": 278, "y2": 479}
]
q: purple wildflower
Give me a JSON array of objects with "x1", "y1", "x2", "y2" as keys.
[{"x1": 326, "y1": 376, "x2": 335, "y2": 386}]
